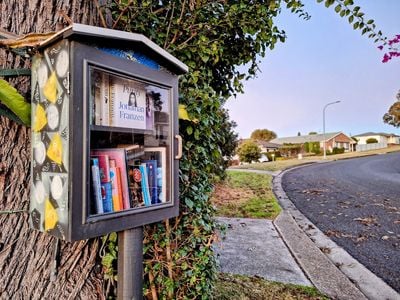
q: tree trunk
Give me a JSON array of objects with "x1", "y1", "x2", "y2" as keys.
[{"x1": 0, "y1": 1, "x2": 107, "y2": 298}]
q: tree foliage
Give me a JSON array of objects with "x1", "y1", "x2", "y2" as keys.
[
  {"x1": 366, "y1": 138, "x2": 378, "y2": 144},
  {"x1": 250, "y1": 128, "x2": 277, "y2": 141},
  {"x1": 106, "y1": 1, "x2": 291, "y2": 298},
  {"x1": 237, "y1": 140, "x2": 261, "y2": 163},
  {"x1": 383, "y1": 90, "x2": 400, "y2": 128}
]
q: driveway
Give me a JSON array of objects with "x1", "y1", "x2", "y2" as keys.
[{"x1": 281, "y1": 152, "x2": 400, "y2": 292}]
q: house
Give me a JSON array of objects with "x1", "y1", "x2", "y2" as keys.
[
  {"x1": 352, "y1": 132, "x2": 400, "y2": 145},
  {"x1": 270, "y1": 132, "x2": 355, "y2": 153},
  {"x1": 256, "y1": 141, "x2": 281, "y2": 153}
]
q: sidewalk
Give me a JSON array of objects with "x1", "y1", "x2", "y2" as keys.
[
  {"x1": 214, "y1": 217, "x2": 311, "y2": 287},
  {"x1": 214, "y1": 167, "x2": 400, "y2": 300}
]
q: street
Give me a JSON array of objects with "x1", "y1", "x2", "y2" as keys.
[{"x1": 281, "y1": 152, "x2": 400, "y2": 292}]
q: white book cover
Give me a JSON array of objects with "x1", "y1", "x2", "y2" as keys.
[{"x1": 109, "y1": 76, "x2": 146, "y2": 129}]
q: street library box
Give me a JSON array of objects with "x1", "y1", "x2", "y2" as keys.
[{"x1": 29, "y1": 24, "x2": 188, "y2": 241}]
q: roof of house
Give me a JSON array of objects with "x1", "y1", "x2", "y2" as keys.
[
  {"x1": 353, "y1": 132, "x2": 400, "y2": 138},
  {"x1": 257, "y1": 141, "x2": 281, "y2": 148},
  {"x1": 270, "y1": 132, "x2": 352, "y2": 145}
]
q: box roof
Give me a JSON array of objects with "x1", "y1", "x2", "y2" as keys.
[{"x1": 39, "y1": 23, "x2": 188, "y2": 75}]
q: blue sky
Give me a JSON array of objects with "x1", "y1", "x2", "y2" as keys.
[{"x1": 225, "y1": 0, "x2": 400, "y2": 139}]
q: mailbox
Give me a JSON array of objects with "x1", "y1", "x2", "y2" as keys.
[{"x1": 29, "y1": 24, "x2": 188, "y2": 241}]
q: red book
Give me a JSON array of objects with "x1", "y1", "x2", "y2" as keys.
[{"x1": 91, "y1": 148, "x2": 130, "y2": 210}]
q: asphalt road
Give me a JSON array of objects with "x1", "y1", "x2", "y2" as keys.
[{"x1": 282, "y1": 152, "x2": 400, "y2": 292}]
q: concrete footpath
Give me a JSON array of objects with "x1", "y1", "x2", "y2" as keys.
[{"x1": 214, "y1": 168, "x2": 400, "y2": 300}]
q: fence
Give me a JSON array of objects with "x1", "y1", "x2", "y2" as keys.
[{"x1": 356, "y1": 142, "x2": 387, "y2": 152}]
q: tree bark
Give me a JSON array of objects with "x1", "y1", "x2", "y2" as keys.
[{"x1": 0, "y1": 1, "x2": 106, "y2": 298}]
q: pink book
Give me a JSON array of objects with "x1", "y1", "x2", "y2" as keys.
[{"x1": 91, "y1": 149, "x2": 130, "y2": 210}]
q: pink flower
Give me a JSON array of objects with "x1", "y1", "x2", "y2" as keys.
[
  {"x1": 382, "y1": 53, "x2": 391, "y2": 63},
  {"x1": 378, "y1": 45, "x2": 384, "y2": 50}
]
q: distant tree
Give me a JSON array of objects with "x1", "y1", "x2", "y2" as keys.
[
  {"x1": 366, "y1": 138, "x2": 379, "y2": 144},
  {"x1": 250, "y1": 129, "x2": 277, "y2": 141},
  {"x1": 309, "y1": 131, "x2": 317, "y2": 135},
  {"x1": 237, "y1": 140, "x2": 261, "y2": 163},
  {"x1": 383, "y1": 90, "x2": 400, "y2": 128},
  {"x1": 297, "y1": 132, "x2": 301, "y2": 136}
]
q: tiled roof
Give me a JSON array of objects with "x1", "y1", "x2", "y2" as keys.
[{"x1": 270, "y1": 132, "x2": 348, "y2": 144}]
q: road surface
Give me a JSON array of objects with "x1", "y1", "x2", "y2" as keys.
[{"x1": 282, "y1": 152, "x2": 400, "y2": 292}]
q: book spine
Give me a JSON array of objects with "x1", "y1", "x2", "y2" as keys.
[
  {"x1": 100, "y1": 73, "x2": 110, "y2": 126},
  {"x1": 101, "y1": 182, "x2": 113, "y2": 213},
  {"x1": 109, "y1": 160, "x2": 122, "y2": 211},
  {"x1": 156, "y1": 167, "x2": 164, "y2": 203},
  {"x1": 115, "y1": 167, "x2": 124, "y2": 211},
  {"x1": 144, "y1": 160, "x2": 158, "y2": 204},
  {"x1": 139, "y1": 164, "x2": 151, "y2": 206},
  {"x1": 93, "y1": 71, "x2": 102, "y2": 125},
  {"x1": 110, "y1": 77, "x2": 115, "y2": 126},
  {"x1": 91, "y1": 154, "x2": 110, "y2": 183},
  {"x1": 91, "y1": 158, "x2": 104, "y2": 214}
]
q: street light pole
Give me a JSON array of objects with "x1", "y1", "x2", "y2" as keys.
[{"x1": 323, "y1": 100, "x2": 341, "y2": 159}]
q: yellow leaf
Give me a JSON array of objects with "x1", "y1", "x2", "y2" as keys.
[
  {"x1": 47, "y1": 133, "x2": 63, "y2": 164},
  {"x1": 44, "y1": 198, "x2": 58, "y2": 231},
  {"x1": 43, "y1": 71, "x2": 58, "y2": 103},
  {"x1": 178, "y1": 104, "x2": 199, "y2": 123},
  {"x1": 179, "y1": 104, "x2": 191, "y2": 121},
  {"x1": 33, "y1": 104, "x2": 47, "y2": 132}
]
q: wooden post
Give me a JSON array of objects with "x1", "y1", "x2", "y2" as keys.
[{"x1": 118, "y1": 227, "x2": 143, "y2": 300}]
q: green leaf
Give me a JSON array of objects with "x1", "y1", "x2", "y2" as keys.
[
  {"x1": 353, "y1": 22, "x2": 359, "y2": 30},
  {"x1": 0, "y1": 79, "x2": 30, "y2": 125},
  {"x1": 348, "y1": 15, "x2": 354, "y2": 23},
  {"x1": 334, "y1": 4, "x2": 341, "y2": 13},
  {"x1": 325, "y1": 0, "x2": 334, "y2": 8}
]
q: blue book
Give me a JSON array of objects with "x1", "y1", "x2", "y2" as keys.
[
  {"x1": 101, "y1": 182, "x2": 113, "y2": 213},
  {"x1": 139, "y1": 164, "x2": 151, "y2": 206},
  {"x1": 91, "y1": 158, "x2": 104, "y2": 214},
  {"x1": 144, "y1": 160, "x2": 158, "y2": 204}
]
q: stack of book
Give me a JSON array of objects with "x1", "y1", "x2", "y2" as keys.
[{"x1": 90, "y1": 146, "x2": 166, "y2": 215}]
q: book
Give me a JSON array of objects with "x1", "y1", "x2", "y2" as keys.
[
  {"x1": 143, "y1": 159, "x2": 158, "y2": 204},
  {"x1": 145, "y1": 92, "x2": 155, "y2": 130},
  {"x1": 90, "y1": 154, "x2": 110, "y2": 183},
  {"x1": 101, "y1": 182, "x2": 113, "y2": 213},
  {"x1": 92, "y1": 69, "x2": 102, "y2": 125},
  {"x1": 91, "y1": 148, "x2": 131, "y2": 210},
  {"x1": 139, "y1": 163, "x2": 151, "y2": 206},
  {"x1": 128, "y1": 164, "x2": 144, "y2": 208},
  {"x1": 100, "y1": 72, "x2": 110, "y2": 126},
  {"x1": 90, "y1": 158, "x2": 104, "y2": 214},
  {"x1": 144, "y1": 147, "x2": 167, "y2": 203},
  {"x1": 109, "y1": 75, "x2": 147, "y2": 129},
  {"x1": 109, "y1": 159, "x2": 123, "y2": 211},
  {"x1": 117, "y1": 144, "x2": 145, "y2": 163}
]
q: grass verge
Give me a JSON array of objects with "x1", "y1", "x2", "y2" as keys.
[
  {"x1": 211, "y1": 171, "x2": 280, "y2": 219},
  {"x1": 212, "y1": 273, "x2": 329, "y2": 300}
]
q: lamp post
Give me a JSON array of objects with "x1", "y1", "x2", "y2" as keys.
[{"x1": 323, "y1": 100, "x2": 341, "y2": 159}]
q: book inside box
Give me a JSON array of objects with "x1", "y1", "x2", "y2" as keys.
[{"x1": 88, "y1": 66, "x2": 171, "y2": 217}]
